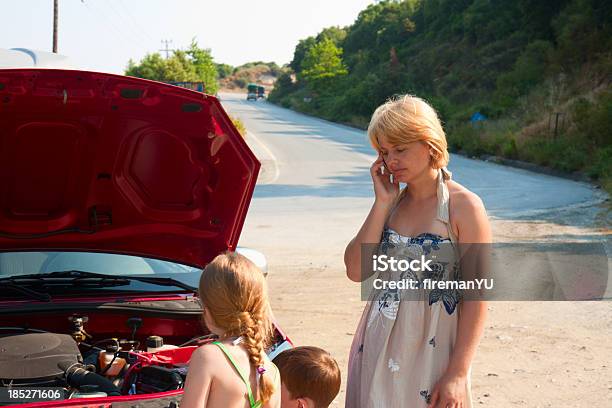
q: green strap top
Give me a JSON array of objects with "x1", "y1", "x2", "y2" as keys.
[{"x1": 212, "y1": 341, "x2": 263, "y2": 408}]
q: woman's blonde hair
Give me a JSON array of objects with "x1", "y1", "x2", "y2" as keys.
[
  {"x1": 198, "y1": 252, "x2": 275, "y2": 403},
  {"x1": 367, "y1": 94, "x2": 449, "y2": 169}
]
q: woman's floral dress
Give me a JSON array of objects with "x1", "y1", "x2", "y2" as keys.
[{"x1": 346, "y1": 168, "x2": 473, "y2": 408}]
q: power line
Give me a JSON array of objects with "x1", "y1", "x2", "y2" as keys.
[
  {"x1": 80, "y1": 1, "x2": 124, "y2": 44},
  {"x1": 81, "y1": 0, "x2": 158, "y2": 60},
  {"x1": 115, "y1": 0, "x2": 156, "y2": 43},
  {"x1": 82, "y1": 0, "x2": 147, "y2": 50},
  {"x1": 106, "y1": 0, "x2": 152, "y2": 46}
]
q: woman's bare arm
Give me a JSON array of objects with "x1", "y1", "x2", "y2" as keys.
[
  {"x1": 344, "y1": 154, "x2": 398, "y2": 282},
  {"x1": 344, "y1": 201, "x2": 394, "y2": 282},
  {"x1": 428, "y1": 190, "x2": 490, "y2": 408},
  {"x1": 447, "y1": 191, "x2": 491, "y2": 376}
]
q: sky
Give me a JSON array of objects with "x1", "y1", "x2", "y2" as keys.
[{"x1": 1, "y1": 0, "x2": 375, "y2": 74}]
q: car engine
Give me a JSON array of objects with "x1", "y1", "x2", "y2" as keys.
[
  {"x1": 0, "y1": 322, "x2": 207, "y2": 401},
  {"x1": 0, "y1": 332, "x2": 82, "y2": 387},
  {"x1": 0, "y1": 308, "x2": 289, "y2": 406}
]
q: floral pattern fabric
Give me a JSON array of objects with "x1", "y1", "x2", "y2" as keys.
[{"x1": 345, "y1": 168, "x2": 473, "y2": 408}]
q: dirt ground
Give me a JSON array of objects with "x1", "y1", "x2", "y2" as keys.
[{"x1": 257, "y1": 214, "x2": 611, "y2": 407}]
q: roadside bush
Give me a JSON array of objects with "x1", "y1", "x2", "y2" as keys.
[
  {"x1": 570, "y1": 91, "x2": 612, "y2": 148},
  {"x1": 500, "y1": 136, "x2": 519, "y2": 159},
  {"x1": 229, "y1": 115, "x2": 246, "y2": 138},
  {"x1": 268, "y1": 72, "x2": 295, "y2": 102},
  {"x1": 586, "y1": 146, "x2": 612, "y2": 181}
]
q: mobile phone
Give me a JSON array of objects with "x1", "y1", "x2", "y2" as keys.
[
  {"x1": 381, "y1": 156, "x2": 390, "y2": 173},
  {"x1": 381, "y1": 156, "x2": 394, "y2": 183}
]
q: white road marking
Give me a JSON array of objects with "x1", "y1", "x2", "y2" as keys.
[{"x1": 247, "y1": 130, "x2": 280, "y2": 185}]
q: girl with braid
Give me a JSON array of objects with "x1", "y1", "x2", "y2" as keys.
[{"x1": 182, "y1": 252, "x2": 281, "y2": 408}]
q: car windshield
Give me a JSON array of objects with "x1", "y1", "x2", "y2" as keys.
[{"x1": 0, "y1": 251, "x2": 202, "y2": 294}]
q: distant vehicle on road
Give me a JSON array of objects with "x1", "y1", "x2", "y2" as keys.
[
  {"x1": 247, "y1": 83, "x2": 258, "y2": 101},
  {"x1": 257, "y1": 85, "x2": 265, "y2": 99}
]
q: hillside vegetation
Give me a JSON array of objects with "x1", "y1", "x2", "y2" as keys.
[{"x1": 270, "y1": 0, "x2": 611, "y2": 191}]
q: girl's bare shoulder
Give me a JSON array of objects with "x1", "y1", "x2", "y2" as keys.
[{"x1": 190, "y1": 342, "x2": 226, "y2": 367}]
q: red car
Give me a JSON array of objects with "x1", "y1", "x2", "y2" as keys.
[{"x1": 0, "y1": 68, "x2": 292, "y2": 407}]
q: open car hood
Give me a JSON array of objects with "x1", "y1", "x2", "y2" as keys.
[{"x1": 0, "y1": 69, "x2": 259, "y2": 268}]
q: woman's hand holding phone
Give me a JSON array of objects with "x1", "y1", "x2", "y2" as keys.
[{"x1": 370, "y1": 153, "x2": 399, "y2": 207}]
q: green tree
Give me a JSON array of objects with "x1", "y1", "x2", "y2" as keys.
[
  {"x1": 495, "y1": 39, "x2": 553, "y2": 104},
  {"x1": 125, "y1": 40, "x2": 219, "y2": 94},
  {"x1": 268, "y1": 71, "x2": 296, "y2": 102},
  {"x1": 186, "y1": 39, "x2": 219, "y2": 94},
  {"x1": 290, "y1": 36, "x2": 316, "y2": 73},
  {"x1": 216, "y1": 63, "x2": 234, "y2": 79},
  {"x1": 125, "y1": 51, "x2": 197, "y2": 82},
  {"x1": 316, "y1": 26, "x2": 347, "y2": 46},
  {"x1": 301, "y1": 38, "x2": 348, "y2": 85},
  {"x1": 125, "y1": 53, "x2": 167, "y2": 80},
  {"x1": 165, "y1": 50, "x2": 199, "y2": 82}
]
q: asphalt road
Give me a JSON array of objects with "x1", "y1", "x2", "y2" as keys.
[{"x1": 220, "y1": 92, "x2": 605, "y2": 223}]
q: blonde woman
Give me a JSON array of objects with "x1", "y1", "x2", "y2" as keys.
[
  {"x1": 182, "y1": 252, "x2": 281, "y2": 408},
  {"x1": 344, "y1": 95, "x2": 490, "y2": 408}
]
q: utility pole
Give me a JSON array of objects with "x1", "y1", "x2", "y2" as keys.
[
  {"x1": 160, "y1": 39, "x2": 173, "y2": 59},
  {"x1": 53, "y1": 0, "x2": 58, "y2": 53}
]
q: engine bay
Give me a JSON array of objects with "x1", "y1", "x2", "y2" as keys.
[
  {"x1": 0, "y1": 299, "x2": 289, "y2": 404},
  {"x1": 0, "y1": 323, "x2": 205, "y2": 401}
]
